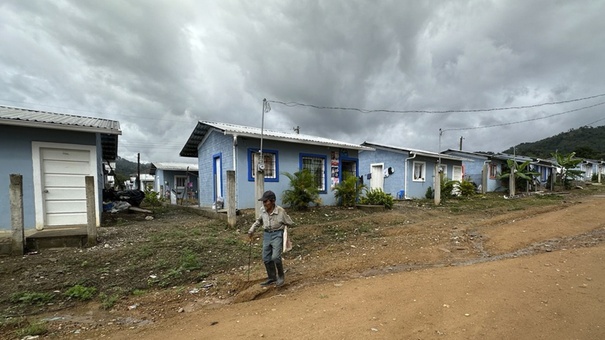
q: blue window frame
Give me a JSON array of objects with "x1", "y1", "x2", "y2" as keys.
[
  {"x1": 300, "y1": 153, "x2": 327, "y2": 193},
  {"x1": 248, "y1": 148, "x2": 279, "y2": 182}
]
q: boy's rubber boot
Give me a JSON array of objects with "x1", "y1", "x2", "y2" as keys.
[{"x1": 260, "y1": 261, "x2": 277, "y2": 286}]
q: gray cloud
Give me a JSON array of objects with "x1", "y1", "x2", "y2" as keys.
[{"x1": 1, "y1": 0, "x2": 604, "y2": 162}]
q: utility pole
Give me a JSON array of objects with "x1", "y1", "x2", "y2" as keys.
[{"x1": 459, "y1": 136, "x2": 464, "y2": 151}]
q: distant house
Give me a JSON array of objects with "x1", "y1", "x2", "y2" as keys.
[
  {"x1": 359, "y1": 142, "x2": 464, "y2": 199},
  {"x1": 0, "y1": 105, "x2": 121, "y2": 253},
  {"x1": 577, "y1": 159, "x2": 605, "y2": 182},
  {"x1": 489, "y1": 153, "x2": 558, "y2": 191},
  {"x1": 179, "y1": 121, "x2": 371, "y2": 209},
  {"x1": 150, "y1": 162, "x2": 199, "y2": 202},
  {"x1": 442, "y1": 149, "x2": 493, "y2": 191}
]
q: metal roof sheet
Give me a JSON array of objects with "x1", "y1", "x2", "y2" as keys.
[
  {"x1": 180, "y1": 121, "x2": 372, "y2": 158},
  {"x1": 362, "y1": 141, "x2": 465, "y2": 161},
  {"x1": 0, "y1": 105, "x2": 121, "y2": 134},
  {"x1": 151, "y1": 162, "x2": 198, "y2": 172},
  {"x1": 0, "y1": 105, "x2": 122, "y2": 161}
]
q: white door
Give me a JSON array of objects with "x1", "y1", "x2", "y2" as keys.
[
  {"x1": 452, "y1": 165, "x2": 463, "y2": 182},
  {"x1": 214, "y1": 156, "x2": 223, "y2": 200},
  {"x1": 370, "y1": 163, "x2": 384, "y2": 190},
  {"x1": 33, "y1": 142, "x2": 97, "y2": 229}
]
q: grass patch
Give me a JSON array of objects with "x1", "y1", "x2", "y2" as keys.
[
  {"x1": 10, "y1": 292, "x2": 55, "y2": 306},
  {"x1": 64, "y1": 285, "x2": 97, "y2": 301}
]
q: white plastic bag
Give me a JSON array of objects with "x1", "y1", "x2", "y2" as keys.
[{"x1": 283, "y1": 227, "x2": 293, "y2": 253}]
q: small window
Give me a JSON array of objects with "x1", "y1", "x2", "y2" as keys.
[
  {"x1": 301, "y1": 154, "x2": 327, "y2": 192},
  {"x1": 248, "y1": 149, "x2": 279, "y2": 182},
  {"x1": 489, "y1": 163, "x2": 498, "y2": 179},
  {"x1": 413, "y1": 161, "x2": 426, "y2": 182}
]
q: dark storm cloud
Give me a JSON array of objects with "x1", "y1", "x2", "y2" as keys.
[{"x1": 1, "y1": 0, "x2": 604, "y2": 161}]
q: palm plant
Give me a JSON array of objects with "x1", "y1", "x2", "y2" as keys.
[
  {"x1": 333, "y1": 174, "x2": 365, "y2": 207},
  {"x1": 281, "y1": 169, "x2": 320, "y2": 210},
  {"x1": 552, "y1": 151, "x2": 584, "y2": 189}
]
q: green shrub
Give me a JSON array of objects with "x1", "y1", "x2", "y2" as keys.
[
  {"x1": 458, "y1": 178, "x2": 476, "y2": 197},
  {"x1": 143, "y1": 190, "x2": 163, "y2": 207},
  {"x1": 10, "y1": 292, "x2": 55, "y2": 305},
  {"x1": 425, "y1": 186, "x2": 434, "y2": 199},
  {"x1": 282, "y1": 169, "x2": 321, "y2": 210},
  {"x1": 64, "y1": 285, "x2": 97, "y2": 301},
  {"x1": 333, "y1": 174, "x2": 365, "y2": 207},
  {"x1": 360, "y1": 188, "x2": 394, "y2": 209}
]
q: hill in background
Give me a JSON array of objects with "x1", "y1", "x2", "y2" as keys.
[{"x1": 502, "y1": 125, "x2": 605, "y2": 160}]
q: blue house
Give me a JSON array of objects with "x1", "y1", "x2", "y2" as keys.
[
  {"x1": 442, "y1": 149, "x2": 505, "y2": 193},
  {"x1": 359, "y1": 142, "x2": 464, "y2": 199},
  {"x1": 150, "y1": 162, "x2": 199, "y2": 202},
  {"x1": 0, "y1": 105, "x2": 121, "y2": 252},
  {"x1": 179, "y1": 121, "x2": 372, "y2": 209}
]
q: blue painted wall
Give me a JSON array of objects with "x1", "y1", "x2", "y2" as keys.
[
  {"x1": 195, "y1": 132, "x2": 360, "y2": 209},
  {"x1": 0, "y1": 125, "x2": 99, "y2": 232},
  {"x1": 359, "y1": 147, "x2": 464, "y2": 199}
]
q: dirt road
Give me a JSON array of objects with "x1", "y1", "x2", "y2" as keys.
[{"x1": 77, "y1": 195, "x2": 605, "y2": 340}]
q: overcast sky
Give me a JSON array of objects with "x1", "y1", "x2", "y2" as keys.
[{"x1": 2, "y1": 0, "x2": 604, "y2": 163}]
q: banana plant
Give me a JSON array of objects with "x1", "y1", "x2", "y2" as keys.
[{"x1": 551, "y1": 151, "x2": 584, "y2": 189}]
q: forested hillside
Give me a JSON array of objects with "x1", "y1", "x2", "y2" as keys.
[{"x1": 502, "y1": 125, "x2": 605, "y2": 159}]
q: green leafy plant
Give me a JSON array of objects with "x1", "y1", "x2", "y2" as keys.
[
  {"x1": 143, "y1": 190, "x2": 163, "y2": 207},
  {"x1": 333, "y1": 174, "x2": 365, "y2": 207},
  {"x1": 425, "y1": 186, "x2": 434, "y2": 199},
  {"x1": 99, "y1": 293, "x2": 120, "y2": 310},
  {"x1": 458, "y1": 178, "x2": 477, "y2": 197},
  {"x1": 64, "y1": 285, "x2": 97, "y2": 301},
  {"x1": 15, "y1": 320, "x2": 47, "y2": 338},
  {"x1": 497, "y1": 159, "x2": 540, "y2": 192},
  {"x1": 282, "y1": 169, "x2": 321, "y2": 210},
  {"x1": 360, "y1": 188, "x2": 394, "y2": 209},
  {"x1": 552, "y1": 151, "x2": 584, "y2": 189},
  {"x1": 10, "y1": 292, "x2": 55, "y2": 306}
]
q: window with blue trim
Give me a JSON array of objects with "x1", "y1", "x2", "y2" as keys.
[
  {"x1": 248, "y1": 149, "x2": 278, "y2": 182},
  {"x1": 301, "y1": 154, "x2": 326, "y2": 192}
]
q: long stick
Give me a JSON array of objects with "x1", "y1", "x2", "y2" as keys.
[{"x1": 247, "y1": 240, "x2": 252, "y2": 282}]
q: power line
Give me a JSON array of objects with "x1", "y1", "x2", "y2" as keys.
[
  {"x1": 441, "y1": 100, "x2": 605, "y2": 132},
  {"x1": 268, "y1": 92, "x2": 605, "y2": 114}
]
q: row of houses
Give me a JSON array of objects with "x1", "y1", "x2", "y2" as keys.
[{"x1": 1, "y1": 105, "x2": 603, "y2": 254}]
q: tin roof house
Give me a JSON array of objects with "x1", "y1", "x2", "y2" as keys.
[
  {"x1": 180, "y1": 121, "x2": 372, "y2": 209},
  {"x1": 0, "y1": 105, "x2": 121, "y2": 254},
  {"x1": 359, "y1": 142, "x2": 465, "y2": 199}
]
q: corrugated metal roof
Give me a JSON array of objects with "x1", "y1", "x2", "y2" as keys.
[
  {"x1": 362, "y1": 141, "x2": 465, "y2": 161},
  {"x1": 0, "y1": 105, "x2": 122, "y2": 161},
  {"x1": 151, "y1": 162, "x2": 198, "y2": 173},
  {"x1": 0, "y1": 105, "x2": 121, "y2": 134},
  {"x1": 180, "y1": 121, "x2": 372, "y2": 158}
]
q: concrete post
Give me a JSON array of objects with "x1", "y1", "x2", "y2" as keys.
[
  {"x1": 434, "y1": 168, "x2": 441, "y2": 205},
  {"x1": 9, "y1": 174, "x2": 24, "y2": 255},
  {"x1": 254, "y1": 153, "x2": 265, "y2": 218},
  {"x1": 509, "y1": 166, "x2": 516, "y2": 197},
  {"x1": 85, "y1": 176, "x2": 97, "y2": 246},
  {"x1": 482, "y1": 163, "x2": 488, "y2": 194},
  {"x1": 226, "y1": 170, "x2": 236, "y2": 227}
]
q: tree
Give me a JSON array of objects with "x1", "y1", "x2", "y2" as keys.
[
  {"x1": 552, "y1": 151, "x2": 584, "y2": 189},
  {"x1": 497, "y1": 159, "x2": 540, "y2": 193}
]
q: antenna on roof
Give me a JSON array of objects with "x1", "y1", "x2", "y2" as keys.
[{"x1": 293, "y1": 126, "x2": 300, "y2": 134}]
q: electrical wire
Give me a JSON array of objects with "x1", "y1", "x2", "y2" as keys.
[
  {"x1": 441, "y1": 101, "x2": 605, "y2": 132},
  {"x1": 267, "y1": 92, "x2": 605, "y2": 114}
]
